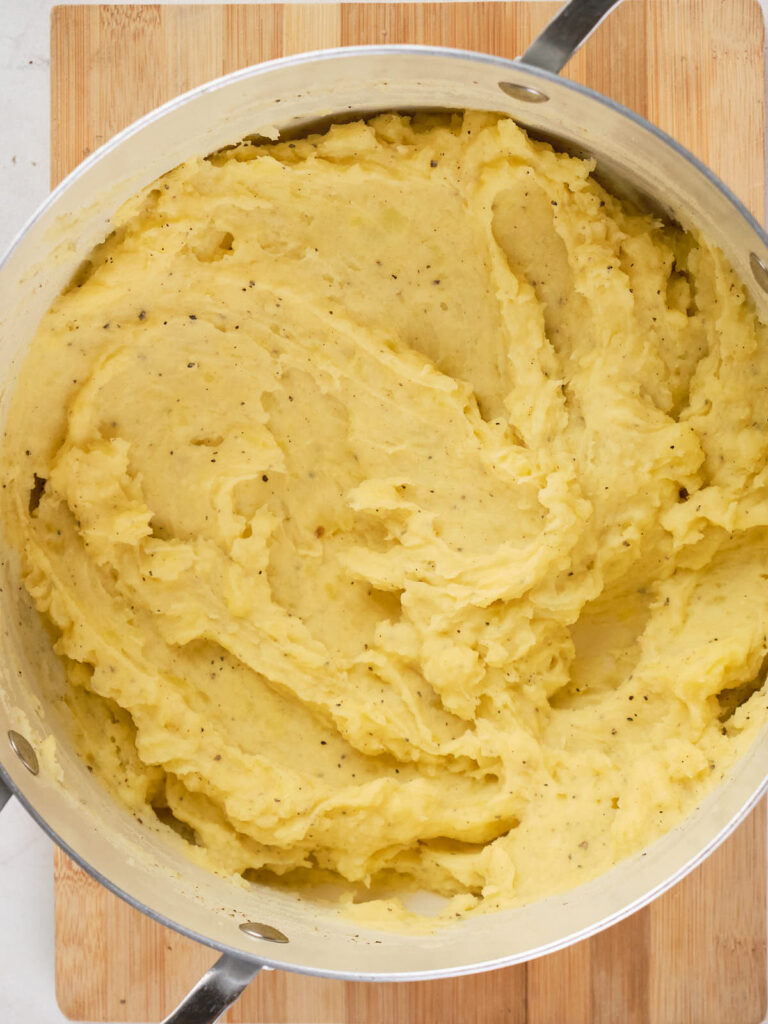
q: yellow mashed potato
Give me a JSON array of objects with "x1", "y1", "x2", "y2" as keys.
[{"x1": 3, "y1": 111, "x2": 768, "y2": 924}]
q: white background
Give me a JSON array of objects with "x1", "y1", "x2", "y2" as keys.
[{"x1": 1, "y1": 1, "x2": 768, "y2": 1022}]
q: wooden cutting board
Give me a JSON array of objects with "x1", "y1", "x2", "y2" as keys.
[{"x1": 51, "y1": 3, "x2": 767, "y2": 1022}]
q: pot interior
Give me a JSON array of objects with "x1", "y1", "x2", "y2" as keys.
[{"x1": 0, "y1": 47, "x2": 767, "y2": 979}]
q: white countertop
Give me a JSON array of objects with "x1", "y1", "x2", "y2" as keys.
[{"x1": 1, "y1": 1, "x2": 768, "y2": 1022}]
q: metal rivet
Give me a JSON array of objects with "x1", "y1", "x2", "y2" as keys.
[
  {"x1": 750, "y1": 252, "x2": 768, "y2": 293},
  {"x1": 239, "y1": 921, "x2": 289, "y2": 944},
  {"x1": 498, "y1": 82, "x2": 550, "y2": 103},
  {"x1": 8, "y1": 731, "x2": 39, "y2": 775}
]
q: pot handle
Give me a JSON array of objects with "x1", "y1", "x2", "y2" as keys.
[
  {"x1": 161, "y1": 952, "x2": 263, "y2": 1024},
  {"x1": 520, "y1": 0, "x2": 624, "y2": 74},
  {"x1": 0, "y1": 775, "x2": 12, "y2": 814}
]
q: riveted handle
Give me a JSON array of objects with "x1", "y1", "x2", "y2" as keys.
[
  {"x1": 520, "y1": 0, "x2": 624, "y2": 74},
  {"x1": 161, "y1": 952, "x2": 263, "y2": 1024}
]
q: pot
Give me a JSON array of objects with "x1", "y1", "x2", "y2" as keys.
[{"x1": 1, "y1": 1, "x2": 768, "y2": 1020}]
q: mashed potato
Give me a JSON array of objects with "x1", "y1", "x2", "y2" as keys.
[{"x1": 3, "y1": 111, "x2": 768, "y2": 924}]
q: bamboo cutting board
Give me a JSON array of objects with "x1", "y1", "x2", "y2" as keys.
[{"x1": 51, "y1": 3, "x2": 767, "y2": 1022}]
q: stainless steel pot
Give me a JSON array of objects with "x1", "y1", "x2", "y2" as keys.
[{"x1": 1, "y1": 1, "x2": 768, "y2": 1020}]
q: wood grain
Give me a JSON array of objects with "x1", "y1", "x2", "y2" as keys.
[{"x1": 50, "y1": 3, "x2": 767, "y2": 1022}]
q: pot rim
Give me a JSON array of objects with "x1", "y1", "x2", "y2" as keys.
[
  {"x1": 1, "y1": 41, "x2": 767, "y2": 981},
  {"x1": 2, "y1": 752, "x2": 767, "y2": 981},
  {"x1": 3, "y1": 43, "x2": 767, "y2": 286}
]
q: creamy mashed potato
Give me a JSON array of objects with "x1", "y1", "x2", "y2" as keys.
[{"x1": 3, "y1": 111, "x2": 768, "y2": 925}]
